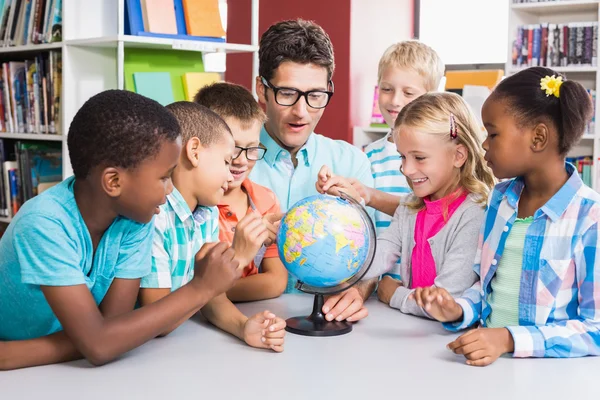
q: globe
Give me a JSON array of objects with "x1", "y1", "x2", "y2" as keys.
[{"x1": 276, "y1": 193, "x2": 376, "y2": 336}]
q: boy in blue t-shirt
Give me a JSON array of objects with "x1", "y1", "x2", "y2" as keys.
[{"x1": 0, "y1": 90, "x2": 242, "y2": 370}]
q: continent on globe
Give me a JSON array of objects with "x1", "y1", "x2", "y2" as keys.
[{"x1": 277, "y1": 194, "x2": 371, "y2": 288}]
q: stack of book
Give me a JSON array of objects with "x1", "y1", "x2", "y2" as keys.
[
  {"x1": 0, "y1": 139, "x2": 62, "y2": 219},
  {"x1": 0, "y1": 50, "x2": 61, "y2": 135},
  {"x1": 0, "y1": 0, "x2": 62, "y2": 47},
  {"x1": 125, "y1": 0, "x2": 225, "y2": 41},
  {"x1": 511, "y1": 23, "x2": 598, "y2": 68}
]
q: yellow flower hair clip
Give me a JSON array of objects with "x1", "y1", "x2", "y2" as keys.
[{"x1": 540, "y1": 75, "x2": 563, "y2": 98}]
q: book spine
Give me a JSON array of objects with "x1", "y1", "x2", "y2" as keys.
[
  {"x1": 8, "y1": 167, "x2": 18, "y2": 215},
  {"x1": 584, "y1": 23, "x2": 593, "y2": 66},
  {"x1": 527, "y1": 25, "x2": 533, "y2": 66},
  {"x1": 568, "y1": 23, "x2": 576, "y2": 66},
  {"x1": 532, "y1": 24, "x2": 541, "y2": 67},
  {"x1": 576, "y1": 23, "x2": 584, "y2": 65},
  {"x1": 541, "y1": 23, "x2": 548, "y2": 67},
  {"x1": 594, "y1": 22, "x2": 598, "y2": 67}
]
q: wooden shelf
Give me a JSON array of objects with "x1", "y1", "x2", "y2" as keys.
[
  {"x1": 511, "y1": 0, "x2": 600, "y2": 14},
  {"x1": 0, "y1": 132, "x2": 64, "y2": 141},
  {"x1": 66, "y1": 36, "x2": 258, "y2": 53}
]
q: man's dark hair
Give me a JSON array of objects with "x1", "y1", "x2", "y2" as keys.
[
  {"x1": 67, "y1": 90, "x2": 181, "y2": 179},
  {"x1": 259, "y1": 19, "x2": 335, "y2": 81}
]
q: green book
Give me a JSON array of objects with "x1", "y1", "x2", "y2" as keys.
[{"x1": 133, "y1": 72, "x2": 175, "y2": 106}]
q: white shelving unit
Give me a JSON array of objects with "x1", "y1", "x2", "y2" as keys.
[
  {"x1": 353, "y1": 126, "x2": 390, "y2": 149},
  {"x1": 507, "y1": 0, "x2": 600, "y2": 190},
  {"x1": 0, "y1": 0, "x2": 260, "y2": 224}
]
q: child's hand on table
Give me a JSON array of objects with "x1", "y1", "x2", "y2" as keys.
[
  {"x1": 410, "y1": 286, "x2": 463, "y2": 322},
  {"x1": 447, "y1": 327, "x2": 514, "y2": 367},
  {"x1": 243, "y1": 310, "x2": 286, "y2": 352}
]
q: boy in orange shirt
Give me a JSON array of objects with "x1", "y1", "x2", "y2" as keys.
[{"x1": 195, "y1": 82, "x2": 288, "y2": 302}]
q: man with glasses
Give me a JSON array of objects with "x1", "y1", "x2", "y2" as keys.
[{"x1": 250, "y1": 19, "x2": 375, "y2": 323}]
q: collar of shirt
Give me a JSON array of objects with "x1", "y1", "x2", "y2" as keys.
[
  {"x1": 167, "y1": 186, "x2": 213, "y2": 225},
  {"x1": 503, "y1": 162, "x2": 582, "y2": 222},
  {"x1": 218, "y1": 179, "x2": 277, "y2": 216},
  {"x1": 260, "y1": 125, "x2": 313, "y2": 168}
]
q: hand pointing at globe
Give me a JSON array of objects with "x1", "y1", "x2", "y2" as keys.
[{"x1": 316, "y1": 165, "x2": 364, "y2": 205}]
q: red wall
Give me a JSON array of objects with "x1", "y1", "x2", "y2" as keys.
[{"x1": 226, "y1": 0, "x2": 352, "y2": 142}]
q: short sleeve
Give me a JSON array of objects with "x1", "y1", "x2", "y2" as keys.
[
  {"x1": 14, "y1": 214, "x2": 86, "y2": 286},
  {"x1": 140, "y1": 212, "x2": 174, "y2": 289},
  {"x1": 114, "y1": 219, "x2": 154, "y2": 279}
]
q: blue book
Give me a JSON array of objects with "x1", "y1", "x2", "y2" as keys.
[
  {"x1": 133, "y1": 72, "x2": 175, "y2": 106},
  {"x1": 174, "y1": 0, "x2": 186, "y2": 35},
  {"x1": 532, "y1": 25, "x2": 542, "y2": 67}
]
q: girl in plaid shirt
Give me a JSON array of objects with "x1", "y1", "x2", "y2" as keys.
[{"x1": 415, "y1": 66, "x2": 600, "y2": 367}]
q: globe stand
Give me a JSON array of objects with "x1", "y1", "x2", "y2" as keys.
[{"x1": 285, "y1": 293, "x2": 352, "y2": 337}]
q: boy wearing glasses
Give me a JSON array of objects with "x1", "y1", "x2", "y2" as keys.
[
  {"x1": 195, "y1": 82, "x2": 288, "y2": 302},
  {"x1": 250, "y1": 19, "x2": 374, "y2": 323}
]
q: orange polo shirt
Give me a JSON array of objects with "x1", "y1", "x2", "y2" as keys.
[{"x1": 218, "y1": 179, "x2": 281, "y2": 277}]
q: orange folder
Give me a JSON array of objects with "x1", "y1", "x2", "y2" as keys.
[{"x1": 182, "y1": 0, "x2": 226, "y2": 38}]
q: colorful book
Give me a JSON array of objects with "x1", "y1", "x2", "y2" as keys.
[
  {"x1": 133, "y1": 72, "x2": 174, "y2": 106},
  {"x1": 142, "y1": 0, "x2": 177, "y2": 35},
  {"x1": 182, "y1": 0, "x2": 225, "y2": 38},
  {"x1": 182, "y1": 72, "x2": 220, "y2": 101}
]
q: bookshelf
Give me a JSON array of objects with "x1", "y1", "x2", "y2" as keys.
[
  {"x1": 0, "y1": 0, "x2": 260, "y2": 224},
  {"x1": 507, "y1": 0, "x2": 600, "y2": 190},
  {"x1": 353, "y1": 126, "x2": 390, "y2": 150}
]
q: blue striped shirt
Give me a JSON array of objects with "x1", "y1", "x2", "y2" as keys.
[
  {"x1": 365, "y1": 132, "x2": 410, "y2": 280},
  {"x1": 365, "y1": 132, "x2": 411, "y2": 235}
]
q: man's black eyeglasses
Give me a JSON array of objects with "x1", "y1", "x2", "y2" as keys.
[{"x1": 260, "y1": 76, "x2": 334, "y2": 109}]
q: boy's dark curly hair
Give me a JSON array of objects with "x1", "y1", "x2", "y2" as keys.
[{"x1": 67, "y1": 90, "x2": 181, "y2": 179}]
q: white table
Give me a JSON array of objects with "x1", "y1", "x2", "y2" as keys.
[{"x1": 1, "y1": 294, "x2": 598, "y2": 400}]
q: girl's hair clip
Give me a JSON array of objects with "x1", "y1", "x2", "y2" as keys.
[{"x1": 450, "y1": 114, "x2": 458, "y2": 139}]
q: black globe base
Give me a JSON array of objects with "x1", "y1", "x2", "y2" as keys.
[{"x1": 285, "y1": 294, "x2": 352, "y2": 337}]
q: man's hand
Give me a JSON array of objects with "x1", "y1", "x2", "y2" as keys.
[
  {"x1": 322, "y1": 286, "x2": 368, "y2": 322},
  {"x1": 410, "y1": 286, "x2": 463, "y2": 322},
  {"x1": 377, "y1": 276, "x2": 402, "y2": 305},
  {"x1": 243, "y1": 310, "x2": 286, "y2": 352},
  {"x1": 232, "y1": 212, "x2": 269, "y2": 266},
  {"x1": 262, "y1": 212, "x2": 283, "y2": 247},
  {"x1": 447, "y1": 327, "x2": 514, "y2": 367}
]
